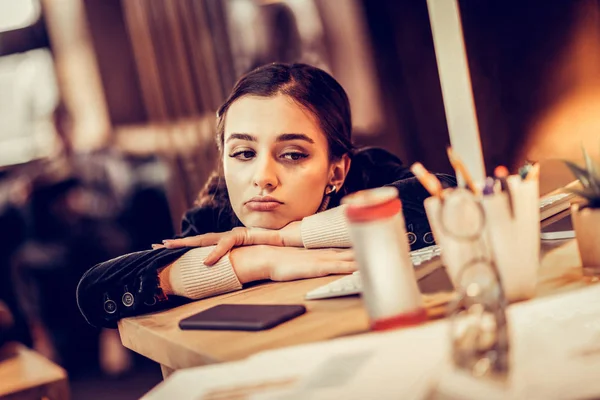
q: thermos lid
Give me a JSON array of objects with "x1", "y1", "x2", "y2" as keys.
[{"x1": 342, "y1": 187, "x2": 402, "y2": 222}]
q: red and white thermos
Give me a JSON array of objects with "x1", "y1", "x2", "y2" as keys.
[{"x1": 343, "y1": 187, "x2": 427, "y2": 330}]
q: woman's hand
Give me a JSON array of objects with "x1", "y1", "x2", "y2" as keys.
[
  {"x1": 157, "y1": 222, "x2": 303, "y2": 265},
  {"x1": 229, "y1": 245, "x2": 355, "y2": 284}
]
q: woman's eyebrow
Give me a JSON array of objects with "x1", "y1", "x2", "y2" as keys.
[
  {"x1": 276, "y1": 133, "x2": 315, "y2": 144},
  {"x1": 225, "y1": 133, "x2": 257, "y2": 143}
]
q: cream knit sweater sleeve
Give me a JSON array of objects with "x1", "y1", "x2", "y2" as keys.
[
  {"x1": 159, "y1": 246, "x2": 242, "y2": 300},
  {"x1": 300, "y1": 205, "x2": 352, "y2": 248},
  {"x1": 161, "y1": 206, "x2": 352, "y2": 298}
]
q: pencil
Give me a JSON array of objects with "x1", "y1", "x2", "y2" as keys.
[
  {"x1": 494, "y1": 165, "x2": 514, "y2": 218},
  {"x1": 446, "y1": 147, "x2": 479, "y2": 195},
  {"x1": 525, "y1": 163, "x2": 540, "y2": 182},
  {"x1": 410, "y1": 162, "x2": 443, "y2": 198}
]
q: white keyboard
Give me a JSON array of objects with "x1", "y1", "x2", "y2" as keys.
[
  {"x1": 305, "y1": 245, "x2": 442, "y2": 300},
  {"x1": 305, "y1": 186, "x2": 576, "y2": 301}
]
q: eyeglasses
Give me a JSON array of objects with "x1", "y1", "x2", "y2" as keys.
[{"x1": 437, "y1": 189, "x2": 510, "y2": 378}]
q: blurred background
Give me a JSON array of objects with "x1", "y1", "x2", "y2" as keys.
[{"x1": 1, "y1": 0, "x2": 599, "y2": 398}]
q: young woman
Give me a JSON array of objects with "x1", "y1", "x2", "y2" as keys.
[{"x1": 77, "y1": 63, "x2": 455, "y2": 329}]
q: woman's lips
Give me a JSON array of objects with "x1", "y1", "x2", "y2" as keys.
[{"x1": 245, "y1": 201, "x2": 282, "y2": 211}]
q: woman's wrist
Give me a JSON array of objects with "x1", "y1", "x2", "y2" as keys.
[
  {"x1": 300, "y1": 205, "x2": 351, "y2": 248},
  {"x1": 159, "y1": 248, "x2": 242, "y2": 300},
  {"x1": 229, "y1": 245, "x2": 272, "y2": 284},
  {"x1": 279, "y1": 221, "x2": 303, "y2": 247},
  {"x1": 158, "y1": 264, "x2": 175, "y2": 296}
]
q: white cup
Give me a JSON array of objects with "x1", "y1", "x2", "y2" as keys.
[
  {"x1": 482, "y1": 178, "x2": 539, "y2": 301},
  {"x1": 424, "y1": 180, "x2": 540, "y2": 301},
  {"x1": 424, "y1": 188, "x2": 490, "y2": 289}
]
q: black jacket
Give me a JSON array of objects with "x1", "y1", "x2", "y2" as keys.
[{"x1": 76, "y1": 148, "x2": 455, "y2": 328}]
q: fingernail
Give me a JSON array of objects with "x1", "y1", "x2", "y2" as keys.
[
  {"x1": 162, "y1": 240, "x2": 170, "y2": 244},
  {"x1": 151, "y1": 244, "x2": 161, "y2": 250}
]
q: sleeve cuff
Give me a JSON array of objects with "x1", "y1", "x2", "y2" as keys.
[
  {"x1": 301, "y1": 205, "x2": 352, "y2": 248},
  {"x1": 167, "y1": 247, "x2": 242, "y2": 300}
]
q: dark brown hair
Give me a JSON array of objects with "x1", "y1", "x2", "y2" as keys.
[{"x1": 196, "y1": 63, "x2": 354, "y2": 212}]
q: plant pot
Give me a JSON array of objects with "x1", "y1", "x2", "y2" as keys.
[{"x1": 571, "y1": 204, "x2": 600, "y2": 276}]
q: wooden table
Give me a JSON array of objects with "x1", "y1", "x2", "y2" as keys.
[
  {"x1": 0, "y1": 343, "x2": 69, "y2": 400},
  {"x1": 120, "y1": 274, "x2": 373, "y2": 378},
  {"x1": 118, "y1": 235, "x2": 598, "y2": 378}
]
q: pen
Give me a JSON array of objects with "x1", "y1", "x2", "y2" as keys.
[
  {"x1": 518, "y1": 162, "x2": 533, "y2": 180},
  {"x1": 482, "y1": 177, "x2": 496, "y2": 196},
  {"x1": 410, "y1": 162, "x2": 443, "y2": 198},
  {"x1": 494, "y1": 165, "x2": 514, "y2": 218},
  {"x1": 446, "y1": 147, "x2": 479, "y2": 195}
]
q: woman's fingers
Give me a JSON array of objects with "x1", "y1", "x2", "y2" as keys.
[
  {"x1": 313, "y1": 248, "x2": 354, "y2": 261},
  {"x1": 328, "y1": 260, "x2": 357, "y2": 274},
  {"x1": 162, "y1": 227, "x2": 282, "y2": 251},
  {"x1": 313, "y1": 260, "x2": 356, "y2": 277},
  {"x1": 205, "y1": 229, "x2": 252, "y2": 265},
  {"x1": 204, "y1": 235, "x2": 241, "y2": 265},
  {"x1": 163, "y1": 233, "x2": 223, "y2": 249},
  {"x1": 329, "y1": 249, "x2": 354, "y2": 260},
  {"x1": 160, "y1": 228, "x2": 284, "y2": 266},
  {"x1": 274, "y1": 260, "x2": 357, "y2": 281},
  {"x1": 204, "y1": 229, "x2": 283, "y2": 265},
  {"x1": 268, "y1": 247, "x2": 356, "y2": 281}
]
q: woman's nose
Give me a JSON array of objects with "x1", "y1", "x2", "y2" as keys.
[{"x1": 252, "y1": 156, "x2": 278, "y2": 189}]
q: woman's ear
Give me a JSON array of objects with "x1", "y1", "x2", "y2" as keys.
[{"x1": 329, "y1": 154, "x2": 352, "y2": 190}]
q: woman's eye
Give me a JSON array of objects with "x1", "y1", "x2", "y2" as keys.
[
  {"x1": 229, "y1": 150, "x2": 256, "y2": 160},
  {"x1": 281, "y1": 152, "x2": 308, "y2": 161}
]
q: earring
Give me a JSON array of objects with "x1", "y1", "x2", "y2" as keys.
[{"x1": 325, "y1": 184, "x2": 337, "y2": 196}]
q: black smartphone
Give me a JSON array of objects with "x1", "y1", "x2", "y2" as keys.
[{"x1": 179, "y1": 304, "x2": 306, "y2": 331}]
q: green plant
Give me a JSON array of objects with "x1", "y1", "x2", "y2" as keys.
[{"x1": 562, "y1": 146, "x2": 600, "y2": 209}]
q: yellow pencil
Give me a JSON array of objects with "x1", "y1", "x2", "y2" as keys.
[
  {"x1": 446, "y1": 147, "x2": 479, "y2": 195},
  {"x1": 410, "y1": 162, "x2": 443, "y2": 198}
]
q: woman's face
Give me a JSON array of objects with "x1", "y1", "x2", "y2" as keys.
[{"x1": 223, "y1": 94, "x2": 334, "y2": 229}]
